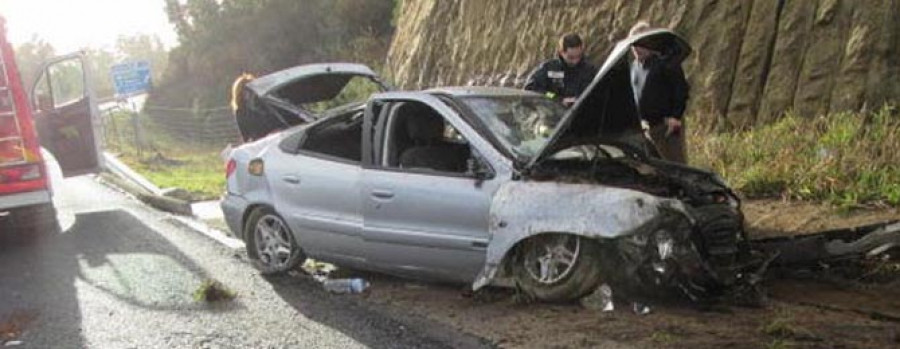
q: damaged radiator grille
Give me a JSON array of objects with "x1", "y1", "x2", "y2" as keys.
[{"x1": 693, "y1": 205, "x2": 743, "y2": 262}]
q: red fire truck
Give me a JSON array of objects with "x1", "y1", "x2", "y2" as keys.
[{"x1": 0, "y1": 16, "x2": 101, "y2": 234}]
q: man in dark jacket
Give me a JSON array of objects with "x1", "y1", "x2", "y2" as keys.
[
  {"x1": 629, "y1": 22, "x2": 690, "y2": 163},
  {"x1": 525, "y1": 33, "x2": 597, "y2": 108}
]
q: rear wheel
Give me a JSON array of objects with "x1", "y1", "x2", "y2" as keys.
[
  {"x1": 512, "y1": 234, "x2": 603, "y2": 302},
  {"x1": 244, "y1": 207, "x2": 306, "y2": 275}
]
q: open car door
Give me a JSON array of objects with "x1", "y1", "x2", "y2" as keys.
[{"x1": 30, "y1": 52, "x2": 102, "y2": 177}]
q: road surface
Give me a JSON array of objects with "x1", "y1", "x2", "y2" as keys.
[{"x1": 0, "y1": 155, "x2": 488, "y2": 348}]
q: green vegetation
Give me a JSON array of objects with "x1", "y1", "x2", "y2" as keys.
[
  {"x1": 690, "y1": 105, "x2": 900, "y2": 208},
  {"x1": 649, "y1": 330, "x2": 678, "y2": 345},
  {"x1": 121, "y1": 149, "x2": 224, "y2": 201},
  {"x1": 193, "y1": 279, "x2": 236, "y2": 302},
  {"x1": 153, "y1": 0, "x2": 396, "y2": 109},
  {"x1": 760, "y1": 317, "x2": 796, "y2": 338},
  {"x1": 105, "y1": 111, "x2": 225, "y2": 201}
]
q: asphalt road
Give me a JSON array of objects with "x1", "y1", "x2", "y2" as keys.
[{"x1": 0, "y1": 158, "x2": 489, "y2": 348}]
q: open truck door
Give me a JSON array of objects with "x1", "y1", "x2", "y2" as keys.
[{"x1": 30, "y1": 53, "x2": 102, "y2": 177}]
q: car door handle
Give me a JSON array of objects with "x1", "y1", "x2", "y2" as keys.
[
  {"x1": 282, "y1": 175, "x2": 301, "y2": 184},
  {"x1": 371, "y1": 189, "x2": 394, "y2": 199}
]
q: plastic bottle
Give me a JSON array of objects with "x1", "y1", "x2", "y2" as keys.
[{"x1": 322, "y1": 278, "x2": 369, "y2": 294}]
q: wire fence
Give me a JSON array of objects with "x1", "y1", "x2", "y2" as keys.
[{"x1": 102, "y1": 103, "x2": 241, "y2": 156}]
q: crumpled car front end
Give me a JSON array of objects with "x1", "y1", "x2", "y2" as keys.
[
  {"x1": 600, "y1": 201, "x2": 753, "y2": 302},
  {"x1": 475, "y1": 148, "x2": 760, "y2": 303}
]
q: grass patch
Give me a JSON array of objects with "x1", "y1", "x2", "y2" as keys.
[
  {"x1": 649, "y1": 330, "x2": 678, "y2": 345},
  {"x1": 106, "y1": 112, "x2": 226, "y2": 201},
  {"x1": 760, "y1": 317, "x2": 796, "y2": 338},
  {"x1": 689, "y1": 105, "x2": 900, "y2": 208},
  {"x1": 193, "y1": 279, "x2": 236, "y2": 302},
  {"x1": 765, "y1": 339, "x2": 795, "y2": 349}
]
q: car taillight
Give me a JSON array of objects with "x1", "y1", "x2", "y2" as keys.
[
  {"x1": 225, "y1": 159, "x2": 237, "y2": 178},
  {"x1": 0, "y1": 163, "x2": 41, "y2": 183},
  {"x1": 0, "y1": 138, "x2": 24, "y2": 164}
]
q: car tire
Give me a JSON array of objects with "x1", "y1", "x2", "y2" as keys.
[
  {"x1": 243, "y1": 207, "x2": 306, "y2": 275},
  {"x1": 512, "y1": 234, "x2": 603, "y2": 302}
]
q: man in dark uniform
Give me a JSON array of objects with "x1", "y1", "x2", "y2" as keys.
[
  {"x1": 525, "y1": 33, "x2": 597, "y2": 108},
  {"x1": 629, "y1": 21, "x2": 690, "y2": 163}
]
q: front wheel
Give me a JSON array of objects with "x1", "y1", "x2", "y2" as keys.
[
  {"x1": 243, "y1": 207, "x2": 306, "y2": 275},
  {"x1": 512, "y1": 234, "x2": 603, "y2": 302}
]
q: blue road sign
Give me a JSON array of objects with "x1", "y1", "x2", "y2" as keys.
[{"x1": 111, "y1": 60, "x2": 151, "y2": 96}]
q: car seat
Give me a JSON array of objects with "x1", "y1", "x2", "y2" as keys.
[{"x1": 398, "y1": 109, "x2": 470, "y2": 173}]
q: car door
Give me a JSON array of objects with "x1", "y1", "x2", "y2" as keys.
[
  {"x1": 361, "y1": 94, "x2": 501, "y2": 282},
  {"x1": 31, "y1": 53, "x2": 102, "y2": 177},
  {"x1": 267, "y1": 112, "x2": 366, "y2": 267}
]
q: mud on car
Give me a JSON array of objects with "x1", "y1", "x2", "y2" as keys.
[{"x1": 222, "y1": 29, "x2": 754, "y2": 302}]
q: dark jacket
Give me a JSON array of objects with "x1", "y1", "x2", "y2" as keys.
[
  {"x1": 524, "y1": 56, "x2": 597, "y2": 102},
  {"x1": 634, "y1": 55, "x2": 689, "y2": 125}
]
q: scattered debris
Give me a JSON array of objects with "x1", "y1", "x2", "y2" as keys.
[
  {"x1": 0, "y1": 311, "x2": 36, "y2": 346},
  {"x1": 632, "y1": 302, "x2": 652, "y2": 315},
  {"x1": 301, "y1": 259, "x2": 336, "y2": 281},
  {"x1": 754, "y1": 220, "x2": 900, "y2": 267},
  {"x1": 580, "y1": 283, "x2": 614, "y2": 311},
  {"x1": 193, "y1": 279, "x2": 236, "y2": 302},
  {"x1": 322, "y1": 278, "x2": 369, "y2": 294},
  {"x1": 3, "y1": 340, "x2": 22, "y2": 347}
]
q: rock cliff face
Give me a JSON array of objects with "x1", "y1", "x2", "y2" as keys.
[{"x1": 387, "y1": 0, "x2": 899, "y2": 128}]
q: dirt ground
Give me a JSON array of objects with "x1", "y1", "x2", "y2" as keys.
[
  {"x1": 345, "y1": 199, "x2": 900, "y2": 348},
  {"x1": 742, "y1": 199, "x2": 900, "y2": 238}
]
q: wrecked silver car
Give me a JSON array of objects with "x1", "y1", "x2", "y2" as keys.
[{"x1": 221, "y1": 30, "x2": 752, "y2": 302}]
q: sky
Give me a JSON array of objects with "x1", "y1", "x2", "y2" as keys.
[{"x1": 0, "y1": 0, "x2": 178, "y2": 52}]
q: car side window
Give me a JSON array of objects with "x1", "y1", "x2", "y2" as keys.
[
  {"x1": 297, "y1": 110, "x2": 363, "y2": 163},
  {"x1": 379, "y1": 101, "x2": 484, "y2": 176}
]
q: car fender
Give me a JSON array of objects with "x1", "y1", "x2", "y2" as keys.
[{"x1": 472, "y1": 181, "x2": 690, "y2": 290}]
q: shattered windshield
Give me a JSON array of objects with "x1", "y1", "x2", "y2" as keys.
[{"x1": 459, "y1": 95, "x2": 566, "y2": 159}]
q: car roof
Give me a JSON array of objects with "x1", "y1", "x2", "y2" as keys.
[{"x1": 425, "y1": 86, "x2": 542, "y2": 98}]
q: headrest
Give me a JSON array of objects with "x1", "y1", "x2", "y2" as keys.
[{"x1": 403, "y1": 106, "x2": 445, "y2": 141}]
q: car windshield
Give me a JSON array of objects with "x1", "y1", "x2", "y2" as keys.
[{"x1": 458, "y1": 95, "x2": 566, "y2": 159}]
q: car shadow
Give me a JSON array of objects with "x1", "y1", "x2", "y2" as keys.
[
  {"x1": 0, "y1": 209, "x2": 240, "y2": 347},
  {"x1": 265, "y1": 269, "x2": 494, "y2": 349}
]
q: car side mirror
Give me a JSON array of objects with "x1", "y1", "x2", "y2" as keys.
[{"x1": 467, "y1": 154, "x2": 493, "y2": 187}]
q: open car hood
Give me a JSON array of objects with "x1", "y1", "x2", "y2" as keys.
[
  {"x1": 525, "y1": 29, "x2": 691, "y2": 170},
  {"x1": 236, "y1": 63, "x2": 388, "y2": 142}
]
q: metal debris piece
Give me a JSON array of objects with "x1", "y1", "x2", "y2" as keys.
[
  {"x1": 632, "y1": 302, "x2": 652, "y2": 315},
  {"x1": 599, "y1": 284, "x2": 615, "y2": 312},
  {"x1": 754, "y1": 220, "x2": 900, "y2": 266}
]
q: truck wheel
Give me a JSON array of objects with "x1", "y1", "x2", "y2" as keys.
[
  {"x1": 243, "y1": 207, "x2": 306, "y2": 275},
  {"x1": 512, "y1": 234, "x2": 603, "y2": 302}
]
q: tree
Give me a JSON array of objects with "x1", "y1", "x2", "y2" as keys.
[
  {"x1": 152, "y1": 0, "x2": 396, "y2": 108},
  {"x1": 12, "y1": 35, "x2": 56, "y2": 88}
]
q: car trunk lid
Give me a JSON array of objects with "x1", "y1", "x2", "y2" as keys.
[{"x1": 236, "y1": 63, "x2": 389, "y2": 141}]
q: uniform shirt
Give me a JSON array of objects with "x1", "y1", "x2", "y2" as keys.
[{"x1": 524, "y1": 56, "x2": 598, "y2": 103}]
